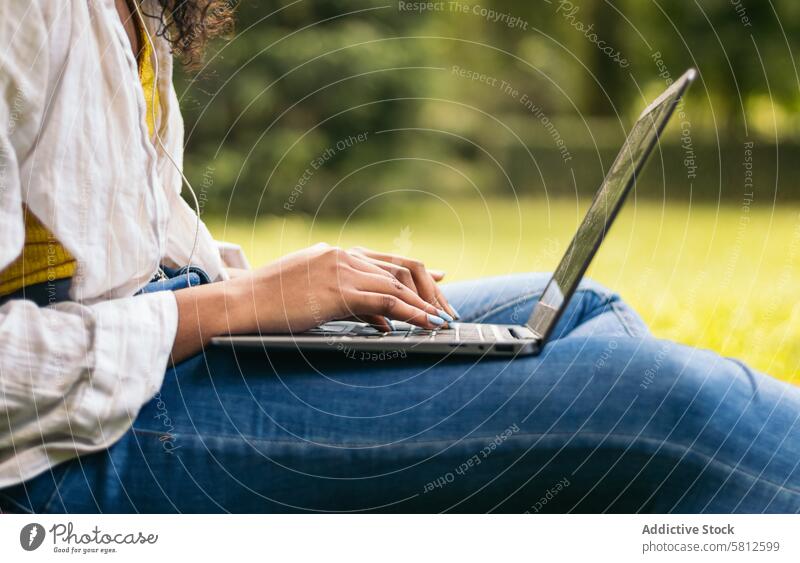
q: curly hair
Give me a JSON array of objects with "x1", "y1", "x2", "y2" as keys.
[{"x1": 143, "y1": 0, "x2": 236, "y2": 70}]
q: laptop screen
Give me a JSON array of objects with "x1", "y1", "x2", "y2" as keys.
[{"x1": 526, "y1": 69, "x2": 696, "y2": 340}]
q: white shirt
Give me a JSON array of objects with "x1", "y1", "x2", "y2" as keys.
[{"x1": 0, "y1": 0, "x2": 246, "y2": 487}]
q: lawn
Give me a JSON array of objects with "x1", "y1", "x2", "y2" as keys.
[{"x1": 207, "y1": 196, "x2": 800, "y2": 384}]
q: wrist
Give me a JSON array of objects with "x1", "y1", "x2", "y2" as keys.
[
  {"x1": 216, "y1": 276, "x2": 255, "y2": 335},
  {"x1": 172, "y1": 280, "x2": 243, "y2": 361}
]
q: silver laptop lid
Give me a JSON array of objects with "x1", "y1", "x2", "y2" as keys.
[{"x1": 526, "y1": 68, "x2": 697, "y2": 340}]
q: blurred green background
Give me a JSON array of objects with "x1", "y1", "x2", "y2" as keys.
[{"x1": 177, "y1": 0, "x2": 800, "y2": 382}]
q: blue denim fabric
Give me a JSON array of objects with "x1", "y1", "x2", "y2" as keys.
[
  {"x1": 136, "y1": 265, "x2": 211, "y2": 295},
  {"x1": 0, "y1": 278, "x2": 72, "y2": 307},
  {"x1": 2, "y1": 273, "x2": 799, "y2": 513}
]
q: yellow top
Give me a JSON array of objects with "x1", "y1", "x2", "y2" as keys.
[
  {"x1": 138, "y1": 20, "x2": 160, "y2": 140},
  {"x1": 0, "y1": 21, "x2": 159, "y2": 297},
  {"x1": 0, "y1": 214, "x2": 77, "y2": 296}
]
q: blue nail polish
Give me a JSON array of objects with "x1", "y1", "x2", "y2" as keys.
[
  {"x1": 428, "y1": 314, "x2": 445, "y2": 326},
  {"x1": 450, "y1": 306, "x2": 461, "y2": 320},
  {"x1": 437, "y1": 309, "x2": 454, "y2": 323}
]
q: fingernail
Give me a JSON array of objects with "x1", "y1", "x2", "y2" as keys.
[
  {"x1": 450, "y1": 305, "x2": 461, "y2": 320},
  {"x1": 437, "y1": 309, "x2": 454, "y2": 323},
  {"x1": 428, "y1": 314, "x2": 445, "y2": 326}
]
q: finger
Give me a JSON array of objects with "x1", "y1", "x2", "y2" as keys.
[
  {"x1": 347, "y1": 254, "x2": 399, "y2": 281},
  {"x1": 354, "y1": 250, "x2": 438, "y2": 300},
  {"x1": 398, "y1": 259, "x2": 456, "y2": 319},
  {"x1": 433, "y1": 285, "x2": 459, "y2": 320},
  {"x1": 353, "y1": 268, "x2": 448, "y2": 321},
  {"x1": 433, "y1": 286, "x2": 457, "y2": 320},
  {"x1": 356, "y1": 291, "x2": 446, "y2": 329},
  {"x1": 354, "y1": 256, "x2": 419, "y2": 295}
]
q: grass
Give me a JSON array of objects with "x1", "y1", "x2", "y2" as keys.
[{"x1": 207, "y1": 196, "x2": 800, "y2": 385}]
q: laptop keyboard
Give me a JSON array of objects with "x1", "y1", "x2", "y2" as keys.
[{"x1": 305, "y1": 322, "x2": 491, "y2": 342}]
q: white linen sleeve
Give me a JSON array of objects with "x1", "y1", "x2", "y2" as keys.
[
  {"x1": 216, "y1": 240, "x2": 251, "y2": 270},
  {"x1": 0, "y1": 293, "x2": 178, "y2": 488},
  {"x1": 0, "y1": 0, "x2": 180, "y2": 488},
  {"x1": 163, "y1": 190, "x2": 251, "y2": 273}
]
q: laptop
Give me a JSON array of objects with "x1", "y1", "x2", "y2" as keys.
[{"x1": 213, "y1": 68, "x2": 697, "y2": 357}]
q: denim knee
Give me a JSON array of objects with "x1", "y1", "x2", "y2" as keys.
[
  {"x1": 627, "y1": 340, "x2": 741, "y2": 421},
  {"x1": 576, "y1": 277, "x2": 618, "y2": 301},
  {"x1": 442, "y1": 272, "x2": 551, "y2": 324},
  {"x1": 619, "y1": 338, "x2": 797, "y2": 460},
  {"x1": 478, "y1": 274, "x2": 620, "y2": 325}
]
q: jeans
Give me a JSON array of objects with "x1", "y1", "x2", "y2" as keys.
[{"x1": 2, "y1": 273, "x2": 799, "y2": 513}]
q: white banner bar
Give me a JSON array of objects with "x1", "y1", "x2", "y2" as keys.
[{"x1": 1, "y1": 514, "x2": 798, "y2": 562}]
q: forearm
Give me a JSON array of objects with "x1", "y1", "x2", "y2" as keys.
[{"x1": 171, "y1": 280, "x2": 247, "y2": 362}]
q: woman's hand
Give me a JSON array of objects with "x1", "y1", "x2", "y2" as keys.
[
  {"x1": 171, "y1": 243, "x2": 455, "y2": 362},
  {"x1": 229, "y1": 242, "x2": 454, "y2": 333}
]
